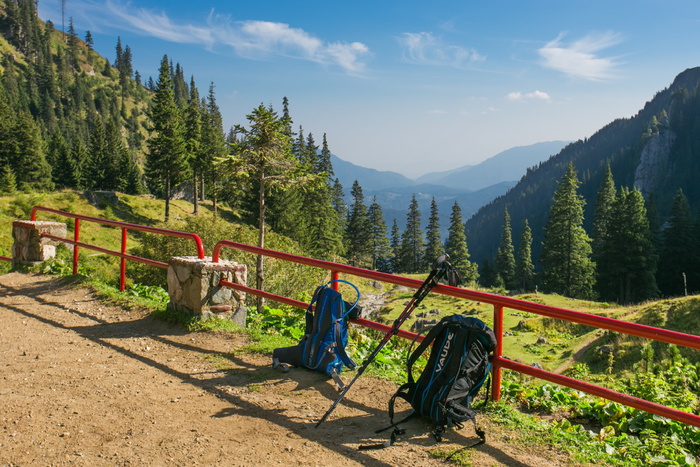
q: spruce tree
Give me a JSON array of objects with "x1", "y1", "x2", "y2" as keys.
[
  {"x1": 331, "y1": 178, "x2": 347, "y2": 232},
  {"x1": 495, "y1": 206, "x2": 517, "y2": 289},
  {"x1": 368, "y1": 197, "x2": 392, "y2": 271},
  {"x1": 220, "y1": 103, "x2": 311, "y2": 313},
  {"x1": 145, "y1": 55, "x2": 187, "y2": 221},
  {"x1": 0, "y1": 165, "x2": 17, "y2": 194},
  {"x1": 516, "y1": 219, "x2": 535, "y2": 291},
  {"x1": 658, "y1": 189, "x2": 696, "y2": 296},
  {"x1": 200, "y1": 82, "x2": 227, "y2": 214},
  {"x1": 424, "y1": 198, "x2": 442, "y2": 264},
  {"x1": 598, "y1": 187, "x2": 658, "y2": 303},
  {"x1": 183, "y1": 76, "x2": 202, "y2": 213},
  {"x1": 541, "y1": 163, "x2": 595, "y2": 299},
  {"x1": 390, "y1": 220, "x2": 401, "y2": 273},
  {"x1": 399, "y1": 194, "x2": 425, "y2": 273},
  {"x1": 592, "y1": 165, "x2": 616, "y2": 296},
  {"x1": 345, "y1": 180, "x2": 372, "y2": 267},
  {"x1": 445, "y1": 201, "x2": 478, "y2": 284}
]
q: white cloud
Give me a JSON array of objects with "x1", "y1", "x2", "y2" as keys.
[
  {"x1": 538, "y1": 31, "x2": 624, "y2": 81},
  {"x1": 65, "y1": 1, "x2": 370, "y2": 74},
  {"x1": 398, "y1": 32, "x2": 485, "y2": 67},
  {"x1": 506, "y1": 90, "x2": 551, "y2": 102}
]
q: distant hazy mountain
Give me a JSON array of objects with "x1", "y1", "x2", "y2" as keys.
[
  {"x1": 330, "y1": 155, "x2": 416, "y2": 192},
  {"x1": 415, "y1": 141, "x2": 570, "y2": 191}
]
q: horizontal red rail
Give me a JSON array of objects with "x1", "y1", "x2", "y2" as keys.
[
  {"x1": 0, "y1": 255, "x2": 11, "y2": 263},
  {"x1": 31, "y1": 206, "x2": 203, "y2": 290},
  {"x1": 31, "y1": 206, "x2": 205, "y2": 259}
]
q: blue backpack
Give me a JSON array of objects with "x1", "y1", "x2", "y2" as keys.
[{"x1": 272, "y1": 280, "x2": 360, "y2": 389}]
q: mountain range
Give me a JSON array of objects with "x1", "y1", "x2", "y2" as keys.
[{"x1": 331, "y1": 141, "x2": 569, "y2": 234}]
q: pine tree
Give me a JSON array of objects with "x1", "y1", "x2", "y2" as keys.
[
  {"x1": 11, "y1": 112, "x2": 53, "y2": 191},
  {"x1": 495, "y1": 206, "x2": 517, "y2": 289},
  {"x1": 0, "y1": 165, "x2": 17, "y2": 194},
  {"x1": 445, "y1": 201, "x2": 478, "y2": 284},
  {"x1": 345, "y1": 180, "x2": 372, "y2": 267},
  {"x1": 390, "y1": 220, "x2": 401, "y2": 273},
  {"x1": 424, "y1": 198, "x2": 442, "y2": 264},
  {"x1": 220, "y1": 103, "x2": 310, "y2": 313},
  {"x1": 331, "y1": 178, "x2": 347, "y2": 232},
  {"x1": 598, "y1": 187, "x2": 658, "y2": 303},
  {"x1": 399, "y1": 195, "x2": 425, "y2": 273},
  {"x1": 592, "y1": 165, "x2": 616, "y2": 296},
  {"x1": 200, "y1": 82, "x2": 227, "y2": 214},
  {"x1": 516, "y1": 219, "x2": 535, "y2": 291},
  {"x1": 658, "y1": 189, "x2": 697, "y2": 296},
  {"x1": 541, "y1": 163, "x2": 595, "y2": 299},
  {"x1": 145, "y1": 55, "x2": 188, "y2": 221},
  {"x1": 368, "y1": 197, "x2": 392, "y2": 271},
  {"x1": 183, "y1": 76, "x2": 202, "y2": 214}
]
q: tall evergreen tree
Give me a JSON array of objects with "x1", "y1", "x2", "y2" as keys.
[
  {"x1": 345, "y1": 180, "x2": 372, "y2": 267},
  {"x1": 541, "y1": 163, "x2": 595, "y2": 299},
  {"x1": 658, "y1": 189, "x2": 697, "y2": 296},
  {"x1": 445, "y1": 201, "x2": 478, "y2": 284},
  {"x1": 592, "y1": 165, "x2": 617, "y2": 296},
  {"x1": 598, "y1": 187, "x2": 658, "y2": 303},
  {"x1": 221, "y1": 103, "x2": 310, "y2": 313},
  {"x1": 11, "y1": 112, "x2": 53, "y2": 191},
  {"x1": 399, "y1": 194, "x2": 425, "y2": 273},
  {"x1": 495, "y1": 206, "x2": 517, "y2": 289},
  {"x1": 516, "y1": 219, "x2": 535, "y2": 291},
  {"x1": 183, "y1": 76, "x2": 202, "y2": 214},
  {"x1": 145, "y1": 55, "x2": 187, "y2": 221},
  {"x1": 368, "y1": 197, "x2": 392, "y2": 271},
  {"x1": 424, "y1": 198, "x2": 442, "y2": 263},
  {"x1": 200, "y1": 82, "x2": 227, "y2": 214},
  {"x1": 390, "y1": 220, "x2": 401, "y2": 273}
]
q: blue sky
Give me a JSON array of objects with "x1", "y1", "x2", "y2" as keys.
[{"x1": 38, "y1": 1, "x2": 700, "y2": 178}]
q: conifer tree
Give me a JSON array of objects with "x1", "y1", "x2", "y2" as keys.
[
  {"x1": 368, "y1": 197, "x2": 392, "y2": 271},
  {"x1": 331, "y1": 178, "x2": 347, "y2": 231},
  {"x1": 541, "y1": 163, "x2": 595, "y2": 299},
  {"x1": 183, "y1": 76, "x2": 202, "y2": 214},
  {"x1": 11, "y1": 112, "x2": 53, "y2": 191},
  {"x1": 0, "y1": 165, "x2": 17, "y2": 194},
  {"x1": 445, "y1": 201, "x2": 478, "y2": 283},
  {"x1": 516, "y1": 219, "x2": 535, "y2": 291},
  {"x1": 658, "y1": 189, "x2": 697, "y2": 296},
  {"x1": 390, "y1": 220, "x2": 401, "y2": 273},
  {"x1": 200, "y1": 82, "x2": 227, "y2": 214},
  {"x1": 495, "y1": 206, "x2": 517, "y2": 289},
  {"x1": 221, "y1": 103, "x2": 311, "y2": 313},
  {"x1": 345, "y1": 180, "x2": 372, "y2": 267},
  {"x1": 424, "y1": 198, "x2": 442, "y2": 264},
  {"x1": 399, "y1": 194, "x2": 425, "y2": 273},
  {"x1": 592, "y1": 165, "x2": 616, "y2": 295},
  {"x1": 146, "y1": 55, "x2": 187, "y2": 221},
  {"x1": 598, "y1": 187, "x2": 658, "y2": 303}
]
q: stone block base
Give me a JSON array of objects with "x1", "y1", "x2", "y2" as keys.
[
  {"x1": 12, "y1": 221, "x2": 68, "y2": 268},
  {"x1": 167, "y1": 256, "x2": 248, "y2": 327}
]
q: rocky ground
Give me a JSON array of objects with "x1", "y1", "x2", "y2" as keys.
[{"x1": 0, "y1": 272, "x2": 569, "y2": 466}]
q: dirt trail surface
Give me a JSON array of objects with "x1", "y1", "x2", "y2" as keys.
[{"x1": 0, "y1": 272, "x2": 566, "y2": 466}]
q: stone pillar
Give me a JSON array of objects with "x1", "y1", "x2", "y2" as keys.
[
  {"x1": 12, "y1": 220, "x2": 68, "y2": 268},
  {"x1": 167, "y1": 256, "x2": 248, "y2": 326}
]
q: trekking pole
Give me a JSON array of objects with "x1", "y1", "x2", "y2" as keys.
[{"x1": 315, "y1": 255, "x2": 459, "y2": 427}]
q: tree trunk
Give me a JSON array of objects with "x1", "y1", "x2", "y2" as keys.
[
  {"x1": 256, "y1": 170, "x2": 266, "y2": 314},
  {"x1": 164, "y1": 174, "x2": 171, "y2": 222},
  {"x1": 193, "y1": 172, "x2": 199, "y2": 215}
]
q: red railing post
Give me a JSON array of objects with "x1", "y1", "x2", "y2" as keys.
[
  {"x1": 120, "y1": 227, "x2": 128, "y2": 291},
  {"x1": 331, "y1": 270, "x2": 339, "y2": 290},
  {"x1": 72, "y1": 219, "x2": 80, "y2": 275},
  {"x1": 491, "y1": 304, "x2": 504, "y2": 401}
]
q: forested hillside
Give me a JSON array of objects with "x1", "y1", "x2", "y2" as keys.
[{"x1": 466, "y1": 67, "x2": 700, "y2": 295}]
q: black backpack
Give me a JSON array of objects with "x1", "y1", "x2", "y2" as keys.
[
  {"x1": 272, "y1": 280, "x2": 360, "y2": 389},
  {"x1": 369, "y1": 314, "x2": 497, "y2": 448}
]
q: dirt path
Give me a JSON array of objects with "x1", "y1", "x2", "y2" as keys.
[{"x1": 0, "y1": 272, "x2": 567, "y2": 466}]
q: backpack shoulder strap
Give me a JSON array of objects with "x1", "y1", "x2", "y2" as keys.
[{"x1": 405, "y1": 318, "x2": 447, "y2": 384}]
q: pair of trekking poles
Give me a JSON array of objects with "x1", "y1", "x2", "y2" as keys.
[{"x1": 315, "y1": 254, "x2": 460, "y2": 427}]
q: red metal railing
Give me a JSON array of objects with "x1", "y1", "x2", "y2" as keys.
[
  {"x1": 213, "y1": 239, "x2": 700, "y2": 429},
  {"x1": 6, "y1": 209, "x2": 700, "y2": 429},
  {"x1": 30, "y1": 206, "x2": 205, "y2": 291}
]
